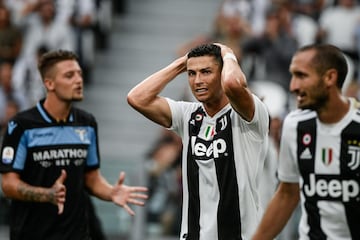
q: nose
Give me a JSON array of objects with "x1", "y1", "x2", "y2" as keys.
[
  {"x1": 289, "y1": 77, "x2": 298, "y2": 93},
  {"x1": 194, "y1": 72, "x2": 202, "y2": 85},
  {"x1": 76, "y1": 72, "x2": 83, "y2": 83}
]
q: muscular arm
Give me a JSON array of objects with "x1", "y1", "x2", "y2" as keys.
[
  {"x1": 2, "y1": 172, "x2": 57, "y2": 202},
  {"x1": 127, "y1": 55, "x2": 187, "y2": 128},
  {"x1": 216, "y1": 43, "x2": 255, "y2": 122},
  {"x1": 252, "y1": 182, "x2": 300, "y2": 240},
  {"x1": 1, "y1": 171, "x2": 67, "y2": 214}
]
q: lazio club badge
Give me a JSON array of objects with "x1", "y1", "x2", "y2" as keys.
[{"x1": 2, "y1": 146, "x2": 14, "y2": 164}]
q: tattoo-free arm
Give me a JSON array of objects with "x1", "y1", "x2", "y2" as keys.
[
  {"x1": 85, "y1": 169, "x2": 148, "y2": 216},
  {"x1": 127, "y1": 55, "x2": 187, "y2": 128},
  {"x1": 252, "y1": 182, "x2": 300, "y2": 240},
  {"x1": 215, "y1": 43, "x2": 255, "y2": 121}
]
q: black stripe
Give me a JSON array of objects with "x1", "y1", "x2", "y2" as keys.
[
  {"x1": 341, "y1": 121, "x2": 360, "y2": 239},
  {"x1": 215, "y1": 110, "x2": 241, "y2": 240},
  {"x1": 297, "y1": 118, "x2": 326, "y2": 239},
  {"x1": 186, "y1": 107, "x2": 204, "y2": 240}
]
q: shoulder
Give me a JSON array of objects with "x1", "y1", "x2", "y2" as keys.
[
  {"x1": 12, "y1": 106, "x2": 39, "y2": 123},
  {"x1": 166, "y1": 98, "x2": 202, "y2": 113},
  {"x1": 4, "y1": 106, "x2": 39, "y2": 134},
  {"x1": 283, "y1": 109, "x2": 316, "y2": 128},
  {"x1": 72, "y1": 107, "x2": 97, "y2": 124}
]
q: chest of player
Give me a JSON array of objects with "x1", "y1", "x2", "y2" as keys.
[
  {"x1": 296, "y1": 118, "x2": 360, "y2": 202},
  {"x1": 189, "y1": 109, "x2": 233, "y2": 161},
  {"x1": 25, "y1": 126, "x2": 92, "y2": 168}
]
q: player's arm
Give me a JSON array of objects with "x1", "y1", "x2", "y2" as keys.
[
  {"x1": 1, "y1": 171, "x2": 67, "y2": 214},
  {"x1": 1, "y1": 172, "x2": 61, "y2": 202},
  {"x1": 85, "y1": 169, "x2": 148, "y2": 216},
  {"x1": 252, "y1": 182, "x2": 300, "y2": 240},
  {"x1": 85, "y1": 169, "x2": 113, "y2": 201},
  {"x1": 127, "y1": 55, "x2": 187, "y2": 128},
  {"x1": 215, "y1": 43, "x2": 255, "y2": 122}
]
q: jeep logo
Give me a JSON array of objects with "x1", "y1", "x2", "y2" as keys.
[
  {"x1": 192, "y1": 137, "x2": 227, "y2": 158},
  {"x1": 304, "y1": 174, "x2": 359, "y2": 202}
]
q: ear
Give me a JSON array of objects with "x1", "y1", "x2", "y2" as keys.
[
  {"x1": 323, "y1": 68, "x2": 338, "y2": 87},
  {"x1": 43, "y1": 77, "x2": 55, "y2": 91}
]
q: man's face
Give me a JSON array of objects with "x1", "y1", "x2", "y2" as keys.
[
  {"x1": 186, "y1": 55, "x2": 223, "y2": 104},
  {"x1": 45, "y1": 60, "x2": 84, "y2": 102},
  {"x1": 289, "y1": 50, "x2": 328, "y2": 110}
]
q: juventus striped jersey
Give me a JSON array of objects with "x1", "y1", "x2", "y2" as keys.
[
  {"x1": 167, "y1": 95, "x2": 269, "y2": 240},
  {"x1": 278, "y1": 98, "x2": 360, "y2": 240},
  {"x1": 0, "y1": 100, "x2": 100, "y2": 240}
]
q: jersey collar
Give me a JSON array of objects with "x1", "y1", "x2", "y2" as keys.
[{"x1": 36, "y1": 99, "x2": 74, "y2": 123}]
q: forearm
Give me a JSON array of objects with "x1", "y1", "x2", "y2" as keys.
[
  {"x1": 221, "y1": 51, "x2": 254, "y2": 121},
  {"x1": 221, "y1": 53, "x2": 247, "y2": 89},
  {"x1": 128, "y1": 58, "x2": 185, "y2": 101},
  {"x1": 2, "y1": 176, "x2": 54, "y2": 203},
  {"x1": 85, "y1": 170, "x2": 113, "y2": 201},
  {"x1": 127, "y1": 56, "x2": 187, "y2": 127},
  {"x1": 252, "y1": 182, "x2": 300, "y2": 240},
  {"x1": 127, "y1": 56, "x2": 186, "y2": 107}
]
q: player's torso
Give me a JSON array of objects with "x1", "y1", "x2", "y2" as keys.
[{"x1": 295, "y1": 108, "x2": 360, "y2": 239}]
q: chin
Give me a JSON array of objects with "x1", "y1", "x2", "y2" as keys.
[
  {"x1": 73, "y1": 96, "x2": 83, "y2": 102},
  {"x1": 298, "y1": 103, "x2": 316, "y2": 111}
]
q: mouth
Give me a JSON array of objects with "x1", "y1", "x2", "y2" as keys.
[
  {"x1": 74, "y1": 86, "x2": 83, "y2": 93},
  {"x1": 295, "y1": 91, "x2": 306, "y2": 102},
  {"x1": 195, "y1": 88, "x2": 208, "y2": 94}
]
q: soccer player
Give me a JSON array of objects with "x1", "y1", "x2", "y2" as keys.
[
  {"x1": 0, "y1": 50, "x2": 148, "y2": 240},
  {"x1": 252, "y1": 44, "x2": 360, "y2": 240},
  {"x1": 127, "y1": 43, "x2": 270, "y2": 239}
]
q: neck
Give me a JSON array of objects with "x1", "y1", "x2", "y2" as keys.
[
  {"x1": 317, "y1": 95, "x2": 350, "y2": 124},
  {"x1": 43, "y1": 96, "x2": 72, "y2": 121},
  {"x1": 203, "y1": 97, "x2": 229, "y2": 117}
]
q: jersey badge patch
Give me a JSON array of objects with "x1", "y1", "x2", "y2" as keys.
[
  {"x1": 2, "y1": 146, "x2": 14, "y2": 164},
  {"x1": 75, "y1": 128, "x2": 88, "y2": 142},
  {"x1": 7, "y1": 121, "x2": 17, "y2": 135},
  {"x1": 195, "y1": 113, "x2": 203, "y2": 121},
  {"x1": 204, "y1": 125, "x2": 215, "y2": 140},
  {"x1": 302, "y1": 133, "x2": 312, "y2": 145},
  {"x1": 300, "y1": 147, "x2": 312, "y2": 159},
  {"x1": 347, "y1": 145, "x2": 360, "y2": 170},
  {"x1": 321, "y1": 148, "x2": 333, "y2": 165}
]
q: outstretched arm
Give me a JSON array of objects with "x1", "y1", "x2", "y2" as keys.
[
  {"x1": 215, "y1": 43, "x2": 255, "y2": 122},
  {"x1": 85, "y1": 169, "x2": 148, "y2": 216},
  {"x1": 127, "y1": 55, "x2": 188, "y2": 128},
  {"x1": 252, "y1": 182, "x2": 300, "y2": 240},
  {"x1": 1, "y1": 170, "x2": 67, "y2": 214}
]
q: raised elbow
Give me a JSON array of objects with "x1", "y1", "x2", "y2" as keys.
[
  {"x1": 127, "y1": 92, "x2": 137, "y2": 108},
  {"x1": 127, "y1": 90, "x2": 143, "y2": 111}
]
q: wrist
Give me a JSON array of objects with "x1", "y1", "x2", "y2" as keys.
[{"x1": 223, "y1": 52, "x2": 237, "y2": 63}]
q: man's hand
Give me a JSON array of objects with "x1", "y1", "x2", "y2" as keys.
[
  {"x1": 50, "y1": 169, "x2": 67, "y2": 214},
  {"x1": 111, "y1": 171, "x2": 148, "y2": 216}
]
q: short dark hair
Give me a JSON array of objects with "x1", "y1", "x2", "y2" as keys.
[
  {"x1": 297, "y1": 44, "x2": 348, "y2": 89},
  {"x1": 187, "y1": 43, "x2": 223, "y2": 67},
  {"x1": 38, "y1": 49, "x2": 79, "y2": 79}
]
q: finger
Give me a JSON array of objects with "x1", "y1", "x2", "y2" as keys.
[
  {"x1": 58, "y1": 202, "x2": 64, "y2": 215},
  {"x1": 57, "y1": 169, "x2": 67, "y2": 184},
  {"x1": 123, "y1": 204, "x2": 135, "y2": 216},
  {"x1": 117, "y1": 171, "x2": 125, "y2": 185},
  {"x1": 131, "y1": 186, "x2": 148, "y2": 192},
  {"x1": 130, "y1": 192, "x2": 148, "y2": 200},
  {"x1": 57, "y1": 189, "x2": 66, "y2": 198},
  {"x1": 128, "y1": 199, "x2": 146, "y2": 206}
]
